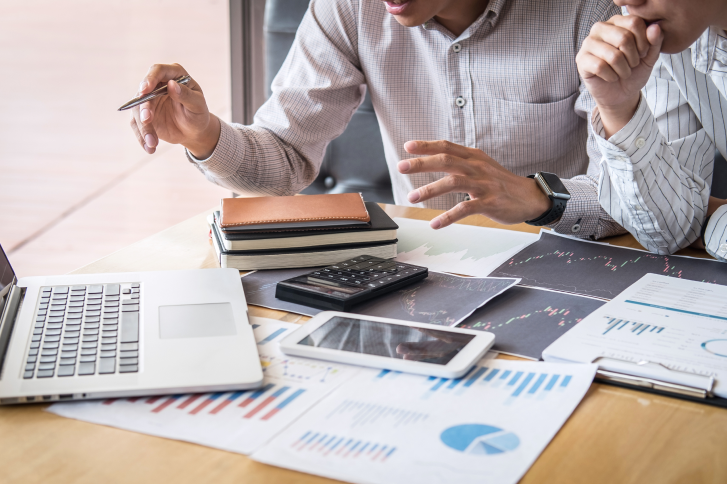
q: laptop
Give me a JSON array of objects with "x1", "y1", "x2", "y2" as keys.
[{"x1": 0, "y1": 243, "x2": 263, "y2": 404}]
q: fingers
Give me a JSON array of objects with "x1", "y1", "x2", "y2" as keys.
[
  {"x1": 166, "y1": 79, "x2": 208, "y2": 114},
  {"x1": 398, "y1": 153, "x2": 477, "y2": 178},
  {"x1": 130, "y1": 106, "x2": 158, "y2": 154},
  {"x1": 431, "y1": 200, "x2": 479, "y2": 229},
  {"x1": 404, "y1": 140, "x2": 477, "y2": 158},
  {"x1": 643, "y1": 23, "x2": 664, "y2": 67},
  {"x1": 608, "y1": 15, "x2": 650, "y2": 59},
  {"x1": 577, "y1": 51, "x2": 619, "y2": 82},
  {"x1": 408, "y1": 175, "x2": 472, "y2": 204},
  {"x1": 139, "y1": 63, "x2": 189, "y2": 95}
]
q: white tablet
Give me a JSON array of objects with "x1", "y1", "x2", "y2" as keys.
[{"x1": 279, "y1": 312, "x2": 495, "y2": 379}]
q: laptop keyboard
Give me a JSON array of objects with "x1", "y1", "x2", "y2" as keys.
[{"x1": 24, "y1": 283, "x2": 141, "y2": 379}]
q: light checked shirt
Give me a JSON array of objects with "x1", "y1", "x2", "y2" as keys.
[{"x1": 189, "y1": 0, "x2": 622, "y2": 239}]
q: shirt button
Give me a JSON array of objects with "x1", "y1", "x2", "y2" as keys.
[
  {"x1": 571, "y1": 224, "x2": 581, "y2": 233},
  {"x1": 452, "y1": 43, "x2": 462, "y2": 53},
  {"x1": 455, "y1": 96, "x2": 466, "y2": 107},
  {"x1": 719, "y1": 243, "x2": 727, "y2": 255},
  {"x1": 635, "y1": 137, "x2": 646, "y2": 149}
]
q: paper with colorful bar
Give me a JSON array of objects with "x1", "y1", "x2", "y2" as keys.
[
  {"x1": 252, "y1": 360, "x2": 597, "y2": 484},
  {"x1": 45, "y1": 317, "x2": 362, "y2": 454}
]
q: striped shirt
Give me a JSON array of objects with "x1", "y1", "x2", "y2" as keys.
[
  {"x1": 190, "y1": 0, "x2": 622, "y2": 239},
  {"x1": 592, "y1": 23, "x2": 727, "y2": 259}
]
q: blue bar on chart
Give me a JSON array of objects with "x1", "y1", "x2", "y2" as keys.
[
  {"x1": 483, "y1": 369, "x2": 499, "y2": 382},
  {"x1": 511, "y1": 372, "x2": 535, "y2": 397},
  {"x1": 296, "y1": 432, "x2": 398, "y2": 462},
  {"x1": 544, "y1": 374, "x2": 560, "y2": 391},
  {"x1": 239, "y1": 383, "x2": 275, "y2": 408},
  {"x1": 499, "y1": 370, "x2": 512, "y2": 381},
  {"x1": 261, "y1": 388, "x2": 306, "y2": 421},
  {"x1": 528, "y1": 373, "x2": 548, "y2": 394},
  {"x1": 603, "y1": 317, "x2": 664, "y2": 336},
  {"x1": 463, "y1": 366, "x2": 487, "y2": 388},
  {"x1": 189, "y1": 392, "x2": 225, "y2": 415},
  {"x1": 210, "y1": 390, "x2": 249, "y2": 414},
  {"x1": 258, "y1": 328, "x2": 287, "y2": 345},
  {"x1": 507, "y1": 371, "x2": 524, "y2": 386},
  {"x1": 560, "y1": 375, "x2": 572, "y2": 388},
  {"x1": 376, "y1": 369, "x2": 391, "y2": 379}
]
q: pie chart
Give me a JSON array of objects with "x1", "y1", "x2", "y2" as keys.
[
  {"x1": 701, "y1": 339, "x2": 727, "y2": 358},
  {"x1": 440, "y1": 424, "x2": 520, "y2": 455}
]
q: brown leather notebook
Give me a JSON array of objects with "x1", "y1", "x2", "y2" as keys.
[{"x1": 220, "y1": 193, "x2": 371, "y2": 232}]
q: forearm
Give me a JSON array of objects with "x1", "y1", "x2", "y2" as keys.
[
  {"x1": 187, "y1": 120, "x2": 320, "y2": 196},
  {"x1": 592, "y1": 97, "x2": 712, "y2": 254}
]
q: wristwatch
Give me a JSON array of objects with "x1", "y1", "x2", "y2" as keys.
[{"x1": 525, "y1": 172, "x2": 571, "y2": 226}]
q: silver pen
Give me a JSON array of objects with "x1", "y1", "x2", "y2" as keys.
[{"x1": 117, "y1": 75, "x2": 191, "y2": 111}]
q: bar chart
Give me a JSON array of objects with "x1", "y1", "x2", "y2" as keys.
[
  {"x1": 292, "y1": 431, "x2": 397, "y2": 461},
  {"x1": 48, "y1": 318, "x2": 364, "y2": 455},
  {"x1": 103, "y1": 383, "x2": 308, "y2": 421},
  {"x1": 602, "y1": 316, "x2": 665, "y2": 336},
  {"x1": 415, "y1": 365, "x2": 573, "y2": 403}
]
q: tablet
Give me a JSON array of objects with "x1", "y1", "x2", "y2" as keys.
[{"x1": 279, "y1": 312, "x2": 495, "y2": 378}]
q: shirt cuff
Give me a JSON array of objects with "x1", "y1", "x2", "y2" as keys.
[
  {"x1": 549, "y1": 179, "x2": 601, "y2": 238},
  {"x1": 591, "y1": 95, "x2": 661, "y2": 173},
  {"x1": 185, "y1": 119, "x2": 243, "y2": 179},
  {"x1": 705, "y1": 205, "x2": 727, "y2": 261}
]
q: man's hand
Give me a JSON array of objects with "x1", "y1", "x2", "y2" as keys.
[
  {"x1": 398, "y1": 140, "x2": 552, "y2": 229},
  {"x1": 577, "y1": 15, "x2": 664, "y2": 138},
  {"x1": 129, "y1": 63, "x2": 220, "y2": 158}
]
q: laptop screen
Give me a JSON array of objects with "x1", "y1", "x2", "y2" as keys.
[{"x1": 0, "y1": 244, "x2": 15, "y2": 299}]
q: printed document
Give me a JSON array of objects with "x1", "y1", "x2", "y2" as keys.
[
  {"x1": 47, "y1": 318, "x2": 362, "y2": 454},
  {"x1": 252, "y1": 359, "x2": 596, "y2": 484},
  {"x1": 543, "y1": 274, "x2": 727, "y2": 398}
]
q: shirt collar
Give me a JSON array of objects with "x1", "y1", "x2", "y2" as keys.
[
  {"x1": 692, "y1": 26, "x2": 727, "y2": 77},
  {"x1": 422, "y1": 0, "x2": 508, "y2": 41}
]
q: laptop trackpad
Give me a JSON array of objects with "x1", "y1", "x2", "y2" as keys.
[{"x1": 159, "y1": 303, "x2": 237, "y2": 339}]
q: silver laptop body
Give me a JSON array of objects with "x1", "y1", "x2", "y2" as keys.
[{"x1": 0, "y1": 244, "x2": 263, "y2": 404}]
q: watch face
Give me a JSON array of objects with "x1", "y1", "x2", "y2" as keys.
[{"x1": 539, "y1": 172, "x2": 570, "y2": 200}]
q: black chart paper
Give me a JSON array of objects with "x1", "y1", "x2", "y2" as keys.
[
  {"x1": 457, "y1": 286, "x2": 606, "y2": 360},
  {"x1": 489, "y1": 232, "x2": 727, "y2": 300}
]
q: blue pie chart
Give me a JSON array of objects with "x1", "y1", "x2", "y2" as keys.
[
  {"x1": 702, "y1": 339, "x2": 727, "y2": 358},
  {"x1": 440, "y1": 424, "x2": 520, "y2": 455}
]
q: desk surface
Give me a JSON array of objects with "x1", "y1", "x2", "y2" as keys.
[{"x1": 2, "y1": 205, "x2": 725, "y2": 484}]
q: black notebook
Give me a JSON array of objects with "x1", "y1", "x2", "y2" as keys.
[{"x1": 213, "y1": 202, "x2": 398, "y2": 252}]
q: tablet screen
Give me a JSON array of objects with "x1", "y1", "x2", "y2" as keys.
[{"x1": 297, "y1": 316, "x2": 475, "y2": 365}]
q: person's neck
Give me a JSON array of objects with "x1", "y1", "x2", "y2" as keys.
[{"x1": 434, "y1": 0, "x2": 489, "y2": 37}]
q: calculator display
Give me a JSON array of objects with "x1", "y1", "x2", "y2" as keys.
[
  {"x1": 297, "y1": 316, "x2": 475, "y2": 365},
  {"x1": 282, "y1": 276, "x2": 367, "y2": 299},
  {"x1": 276, "y1": 255, "x2": 429, "y2": 311}
]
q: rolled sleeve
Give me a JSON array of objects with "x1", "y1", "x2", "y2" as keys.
[{"x1": 705, "y1": 205, "x2": 727, "y2": 261}]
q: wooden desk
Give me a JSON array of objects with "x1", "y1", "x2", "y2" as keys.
[{"x1": 2, "y1": 205, "x2": 725, "y2": 484}]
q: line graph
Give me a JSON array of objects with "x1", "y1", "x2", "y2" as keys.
[
  {"x1": 457, "y1": 286, "x2": 605, "y2": 359},
  {"x1": 489, "y1": 232, "x2": 727, "y2": 299}
]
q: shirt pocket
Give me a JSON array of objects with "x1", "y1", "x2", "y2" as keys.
[{"x1": 491, "y1": 91, "x2": 585, "y2": 176}]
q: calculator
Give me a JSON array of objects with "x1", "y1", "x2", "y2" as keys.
[{"x1": 275, "y1": 255, "x2": 428, "y2": 311}]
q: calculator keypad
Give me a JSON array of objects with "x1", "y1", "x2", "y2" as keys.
[{"x1": 308, "y1": 256, "x2": 426, "y2": 289}]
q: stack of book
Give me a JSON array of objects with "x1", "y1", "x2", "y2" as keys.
[{"x1": 208, "y1": 193, "x2": 398, "y2": 270}]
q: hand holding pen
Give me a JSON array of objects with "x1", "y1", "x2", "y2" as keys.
[{"x1": 124, "y1": 64, "x2": 221, "y2": 158}]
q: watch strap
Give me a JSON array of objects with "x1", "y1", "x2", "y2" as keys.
[{"x1": 525, "y1": 173, "x2": 568, "y2": 226}]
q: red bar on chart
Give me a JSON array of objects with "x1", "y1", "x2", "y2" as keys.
[
  {"x1": 177, "y1": 394, "x2": 202, "y2": 410},
  {"x1": 189, "y1": 393, "x2": 225, "y2": 415},
  {"x1": 238, "y1": 383, "x2": 275, "y2": 408},
  {"x1": 243, "y1": 386, "x2": 290, "y2": 419},
  {"x1": 145, "y1": 396, "x2": 163, "y2": 405},
  {"x1": 152, "y1": 395, "x2": 181, "y2": 413},
  {"x1": 261, "y1": 388, "x2": 305, "y2": 421},
  {"x1": 209, "y1": 391, "x2": 247, "y2": 415}
]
